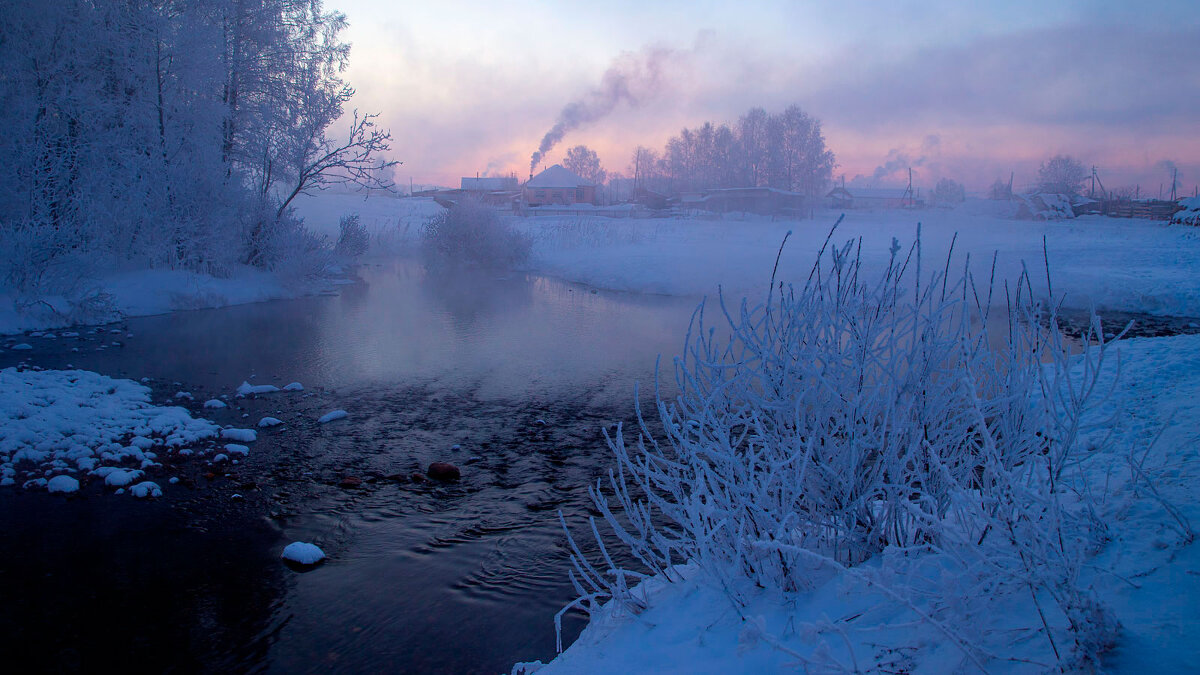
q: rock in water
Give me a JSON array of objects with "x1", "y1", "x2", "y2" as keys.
[
  {"x1": 281, "y1": 542, "x2": 326, "y2": 567},
  {"x1": 427, "y1": 462, "x2": 461, "y2": 481}
]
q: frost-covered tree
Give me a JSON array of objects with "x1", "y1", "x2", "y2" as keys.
[
  {"x1": 933, "y1": 177, "x2": 966, "y2": 203},
  {"x1": 562, "y1": 145, "x2": 607, "y2": 186},
  {"x1": 989, "y1": 177, "x2": 1012, "y2": 200},
  {"x1": 0, "y1": 0, "x2": 395, "y2": 298},
  {"x1": 654, "y1": 104, "x2": 834, "y2": 199},
  {"x1": 1036, "y1": 155, "x2": 1087, "y2": 196}
]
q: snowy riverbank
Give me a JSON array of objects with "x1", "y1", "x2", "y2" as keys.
[
  {"x1": 302, "y1": 193, "x2": 1200, "y2": 317},
  {"x1": 0, "y1": 263, "x2": 351, "y2": 337},
  {"x1": 6, "y1": 196, "x2": 1197, "y2": 336},
  {"x1": 519, "y1": 333, "x2": 1200, "y2": 673}
]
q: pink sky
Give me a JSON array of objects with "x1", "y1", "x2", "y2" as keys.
[{"x1": 333, "y1": 0, "x2": 1199, "y2": 194}]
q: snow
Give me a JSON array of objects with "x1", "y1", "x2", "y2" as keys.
[
  {"x1": 46, "y1": 475, "x2": 79, "y2": 493},
  {"x1": 129, "y1": 481, "x2": 162, "y2": 498},
  {"x1": 504, "y1": 203, "x2": 1200, "y2": 317},
  {"x1": 258, "y1": 417, "x2": 283, "y2": 427},
  {"x1": 220, "y1": 428, "x2": 257, "y2": 442},
  {"x1": 532, "y1": 334, "x2": 1200, "y2": 673},
  {"x1": 0, "y1": 368, "x2": 219, "y2": 493},
  {"x1": 281, "y1": 542, "x2": 326, "y2": 566},
  {"x1": 203, "y1": 399, "x2": 227, "y2": 409},
  {"x1": 317, "y1": 410, "x2": 348, "y2": 424},
  {"x1": 1173, "y1": 196, "x2": 1200, "y2": 226},
  {"x1": 236, "y1": 381, "x2": 280, "y2": 396},
  {"x1": 224, "y1": 444, "x2": 250, "y2": 456},
  {"x1": 10, "y1": 343, "x2": 32, "y2": 350},
  {"x1": 283, "y1": 382, "x2": 304, "y2": 391},
  {"x1": 103, "y1": 469, "x2": 142, "y2": 487},
  {"x1": 0, "y1": 264, "x2": 328, "y2": 336}
]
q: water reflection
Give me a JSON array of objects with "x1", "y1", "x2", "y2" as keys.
[{"x1": 0, "y1": 259, "x2": 701, "y2": 674}]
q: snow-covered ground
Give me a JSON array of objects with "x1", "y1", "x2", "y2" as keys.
[
  {"x1": 6, "y1": 195, "x2": 1194, "y2": 335},
  {"x1": 513, "y1": 206, "x2": 1200, "y2": 317},
  {"x1": 0, "y1": 368, "x2": 228, "y2": 493},
  {"x1": 521, "y1": 333, "x2": 1200, "y2": 674},
  {"x1": 0, "y1": 263, "x2": 332, "y2": 336},
  {"x1": 298, "y1": 193, "x2": 1200, "y2": 317}
]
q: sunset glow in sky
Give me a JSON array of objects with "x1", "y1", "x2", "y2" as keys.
[{"x1": 332, "y1": 0, "x2": 1199, "y2": 193}]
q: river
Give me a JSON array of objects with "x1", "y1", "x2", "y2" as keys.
[{"x1": 0, "y1": 259, "x2": 700, "y2": 674}]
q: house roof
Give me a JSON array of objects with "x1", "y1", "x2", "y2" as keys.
[
  {"x1": 848, "y1": 188, "x2": 912, "y2": 199},
  {"x1": 526, "y1": 164, "x2": 594, "y2": 188},
  {"x1": 461, "y1": 176, "x2": 515, "y2": 191}
]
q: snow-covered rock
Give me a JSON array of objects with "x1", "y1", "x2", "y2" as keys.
[
  {"x1": 103, "y1": 469, "x2": 142, "y2": 487},
  {"x1": 281, "y1": 542, "x2": 326, "y2": 566},
  {"x1": 0, "y1": 368, "x2": 219, "y2": 494},
  {"x1": 236, "y1": 381, "x2": 280, "y2": 396},
  {"x1": 129, "y1": 481, "x2": 162, "y2": 498},
  {"x1": 10, "y1": 343, "x2": 32, "y2": 350},
  {"x1": 283, "y1": 382, "x2": 304, "y2": 391},
  {"x1": 224, "y1": 443, "x2": 250, "y2": 456},
  {"x1": 47, "y1": 475, "x2": 79, "y2": 493},
  {"x1": 221, "y1": 428, "x2": 257, "y2": 442},
  {"x1": 203, "y1": 399, "x2": 227, "y2": 409},
  {"x1": 317, "y1": 410, "x2": 348, "y2": 424},
  {"x1": 258, "y1": 417, "x2": 283, "y2": 428}
]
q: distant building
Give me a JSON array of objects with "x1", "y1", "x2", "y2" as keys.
[
  {"x1": 461, "y1": 176, "x2": 518, "y2": 191},
  {"x1": 681, "y1": 187, "x2": 806, "y2": 217},
  {"x1": 825, "y1": 187, "x2": 923, "y2": 209},
  {"x1": 524, "y1": 165, "x2": 596, "y2": 206}
]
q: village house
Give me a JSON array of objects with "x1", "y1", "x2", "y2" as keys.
[
  {"x1": 824, "y1": 186, "x2": 923, "y2": 209},
  {"x1": 523, "y1": 165, "x2": 596, "y2": 206},
  {"x1": 680, "y1": 186, "x2": 806, "y2": 217}
]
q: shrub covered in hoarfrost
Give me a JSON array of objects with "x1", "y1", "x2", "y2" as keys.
[
  {"x1": 561, "y1": 225, "x2": 1125, "y2": 669},
  {"x1": 420, "y1": 200, "x2": 531, "y2": 270},
  {"x1": 335, "y1": 213, "x2": 370, "y2": 258}
]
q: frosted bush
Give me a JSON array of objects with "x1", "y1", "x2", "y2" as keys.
[
  {"x1": 562, "y1": 225, "x2": 1124, "y2": 668},
  {"x1": 335, "y1": 213, "x2": 370, "y2": 258},
  {"x1": 420, "y1": 200, "x2": 531, "y2": 269}
]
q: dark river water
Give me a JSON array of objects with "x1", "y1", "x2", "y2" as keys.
[{"x1": 0, "y1": 260, "x2": 701, "y2": 674}]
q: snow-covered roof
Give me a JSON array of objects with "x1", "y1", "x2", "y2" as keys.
[
  {"x1": 526, "y1": 164, "x2": 594, "y2": 188},
  {"x1": 461, "y1": 176, "x2": 516, "y2": 191},
  {"x1": 848, "y1": 188, "x2": 912, "y2": 200}
]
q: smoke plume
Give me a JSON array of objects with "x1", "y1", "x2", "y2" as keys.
[
  {"x1": 530, "y1": 46, "x2": 677, "y2": 174},
  {"x1": 871, "y1": 135, "x2": 941, "y2": 182}
]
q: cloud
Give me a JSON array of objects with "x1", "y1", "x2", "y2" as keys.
[{"x1": 799, "y1": 25, "x2": 1200, "y2": 131}]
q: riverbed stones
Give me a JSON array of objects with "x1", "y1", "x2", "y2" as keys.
[
  {"x1": 281, "y1": 542, "x2": 325, "y2": 569},
  {"x1": 427, "y1": 462, "x2": 460, "y2": 481}
]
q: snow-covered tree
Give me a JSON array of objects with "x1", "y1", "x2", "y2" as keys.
[
  {"x1": 562, "y1": 145, "x2": 607, "y2": 186},
  {"x1": 1036, "y1": 155, "x2": 1087, "y2": 196},
  {"x1": 0, "y1": 0, "x2": 395, "y2": 297},
  {"x1": 933, "y1": 177, "x2": 966, "y2": 203},
  {"x1": 654, "y1": 105, "x2": 834, "y2": 199}
]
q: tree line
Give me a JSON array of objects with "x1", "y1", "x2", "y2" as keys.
[
  {"x1": 626, "y1": 105, "x2": 835, "y2": 199},
  {"x1": 0, "y1": 0, "x2": 394, "y2": 297}
]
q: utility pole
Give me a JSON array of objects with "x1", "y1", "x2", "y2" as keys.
[
  {"x1": 1171, "y1": 168, "x2": 1178, "y2": 201},
  {"x1": 1091, "y1": 165, "x2": 1096, "y2": 198}
]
